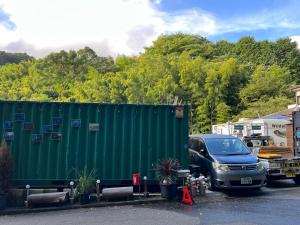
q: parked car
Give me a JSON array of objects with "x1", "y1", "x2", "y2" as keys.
[{"x1": 189, "y1": 134, "x2": 266, "y2": 190}]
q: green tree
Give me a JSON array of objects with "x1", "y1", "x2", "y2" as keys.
[
  {"x1": 213, "y1": 40, "x2": 234, "y2": 57},
  {"x1": 274, "y1": 38, "x2": 300, "y2": 83},
  {"x1": 240, "y1": 65, "x2": 292, "y2": 105},
  {"x1": 216, "y1": 102, "x2": 231, "y2": 123},
  {"x1": 0, "y1": 51, "x2": 33, "y2": 66},
  {"x1": 236, "y1": 96, "x2": 294, "y2": 119},
  {"x1": 145, "y1": 33, "x2": 213, "y2": 59},
  {"x1": 0, "y1": 34, "x2": 298, "y2": 135},
  {"x1": 125, "y1": 54, "x2": 177, "y2": 104},
  {"x1": 194, "y1": 59, "x2": 247, "y2": 132},
  {"x1": 115, "y1": 55, "x2": 136, "y2": 71},
  {"x1": 0, "y1": 61, "x2": 33, "y2": 100},
  {"x1": 218, "y1": 58, "x2": 248, "y2": 112}
]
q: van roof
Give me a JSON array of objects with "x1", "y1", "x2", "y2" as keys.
[{"x1": 189, "y1": 134, "x2": 237, "y2": 139}]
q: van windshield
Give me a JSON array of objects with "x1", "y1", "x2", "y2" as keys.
[{"x1": 205, "y1": 138, "x2": 251, "y2": 156}]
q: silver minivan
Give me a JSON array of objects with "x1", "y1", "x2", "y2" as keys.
[{"x1": 189, "y1": 134, "x2": 266, "y2": 190}]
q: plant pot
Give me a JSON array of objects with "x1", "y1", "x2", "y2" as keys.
[
  {"x1": 79, "y1": 193, "x2": 90, "y2": 205},
  {"x1": 0, "y1": 193, "x2": 7, "y2": 210},
  {"x1": 160, "y1": 184, "x2": 177, "y2": 200}
]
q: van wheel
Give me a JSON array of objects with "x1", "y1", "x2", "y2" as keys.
[
  {"x1": 293, "y1": 176, "x2": 300, "y2": 185},
  {"x1": 252, "y1": 187, "x2": 262, "y2": 192},
  {"x1": 206, "y1": 173, "x2": 216, "y2": 191},
  {"x1": 266, "y1": 176, "x2": 273, "y2": 187}
]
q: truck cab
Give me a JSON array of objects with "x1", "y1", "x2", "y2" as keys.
[
  {"x1": 243, "y1": 135, "x2": 272, "y2": 156},
  {"x1": 242, "y1": 134, "x2": 300, "y2": 184}
]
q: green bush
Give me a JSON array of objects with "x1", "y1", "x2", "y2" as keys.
[{"x1": 76, "y1": 167, "x2": 96, "y2": 195}]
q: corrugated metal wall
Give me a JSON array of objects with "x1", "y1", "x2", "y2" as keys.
[{"x1": 0, "y1": 101, "x2": 189, "y2": 186}]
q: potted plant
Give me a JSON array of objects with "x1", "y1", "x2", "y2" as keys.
[
  {"x1": 0, "y1": 142, "x2": 13, "y2": 210},
  {"x1": 154, "y1": 158, "x2": 181, "y2": 199},
  {"x1": 76, "y1": 167, "x2": 96, "y2": 205}
]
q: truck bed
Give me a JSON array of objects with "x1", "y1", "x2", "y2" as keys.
[{"x1": 259, "y1": 146, "x2": 294, "y2": 159}]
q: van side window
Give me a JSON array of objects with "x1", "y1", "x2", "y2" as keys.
[
  {"x1": 198, "y1": 140, "x2": 203, "y2": 151},
  {"x1": 198, "y1": 140, "x2": 207, "y2": 155},
  {"x1": 189, "y1": 138, "x2": 207, "y2": 155},
  {"x1": 189, "y1": 138, "x2": 199, "y2": 151}
]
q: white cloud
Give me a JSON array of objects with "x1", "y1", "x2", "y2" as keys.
[
  {"x1": 0, "y1": 0, "x2": 216, "y2": 57},
  {"x1": 290, "y1": 35, "x2": 300, "y2": 48},
  {"x1": 164, "y1": 9, "x2": 217, "y2": 35},
  {"x1": 1, "y1": 0, "x2": 300, "y2": 58},
  {"x1": 2, "y1": 40, "x2": 114, "y2": 58}
]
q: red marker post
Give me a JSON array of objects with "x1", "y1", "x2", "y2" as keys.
[{"x1": 132, "y1": 173, "x2": 141, "y2": 193}]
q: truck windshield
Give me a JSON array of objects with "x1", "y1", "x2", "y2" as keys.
[
  {"x1": 205, "y1": 138, "x2": 251, "y2": 156},
  {"x1": 246, "y1": 139, "x2": 269, "y2": 147}
]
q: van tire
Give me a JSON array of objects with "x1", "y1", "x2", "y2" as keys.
[
  {"x1": 206, "y1": 173, "x2": 216, "y2": 191},
  {"x1": 266, "y1": 176, "x2": 273, "y2": 187},
  {"x1": 293, "y1": 176, "x2": 300, "y2": 185}
]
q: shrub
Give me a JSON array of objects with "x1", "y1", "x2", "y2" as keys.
[{"x1": 76, "y1": 167, "x2": 96, "y2": 195}]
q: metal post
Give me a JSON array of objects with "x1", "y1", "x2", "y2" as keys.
[
  {"x1": 96, "y1": 179, "x2": 101, "y2": 202},
  {"x1": 143, "y1": 176, "x2": 149, "y2": 198},
  {"x1": 138, "y1": 174, "x2": 141, "y2": 195},
  {"x1": 139, "y1": 183, "x2": 141, "y2": 195},
  {"x1": 200, "y1": 176, "x2": 207, "y2": 196},
  {"x1": 188, "y1": 175, "x2": 194, "y2": 201},
  {"x1": 69, "y1": 181, "x2": 74, "y2": 204},
  {"x1": 25, "y1": 184, "x2": 30, "y2": 208}
]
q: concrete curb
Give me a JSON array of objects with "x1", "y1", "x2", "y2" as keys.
[
  {"x1": 0, "y1": 197, "x2": 168, "y2": 216},
  {"x1": 2, "y1": 186, "x2": 298, "y2": 216},
  {"x1": 2, "y1": 189, "x2": 273, "y2": 216}
]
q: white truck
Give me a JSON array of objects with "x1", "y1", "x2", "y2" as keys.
[{"x1": 212, "y1": 118, "x2": 289, "y2": 146}]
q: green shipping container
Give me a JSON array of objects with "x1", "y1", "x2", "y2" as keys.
[{"x1": 0, "y1": 101, "x2": 189, "y2": 186}]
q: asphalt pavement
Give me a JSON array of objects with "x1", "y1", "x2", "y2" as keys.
[{"x1": 0, "y1": 180, "x2": 299, "y2": 225}]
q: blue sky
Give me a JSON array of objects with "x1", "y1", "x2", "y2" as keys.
[
  {"x1": 156, "y1": 0, "x2": 300, "y2": 42},
  {"x1": 0, "y1": 7, "x2": 15, "y2": 30},
  {"x1": 0, "y1": 0, "x2": 300, "y2": 57},
  {"x1": 157, "y1": 0, "x2": 279, "y2": 17}
]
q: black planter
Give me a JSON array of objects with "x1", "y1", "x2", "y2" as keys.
[
  {"x1": 160, "y1": 184, "x2": 177, "y2": 200},
  {"x1": 79, "y1": 193, "x2": 90, "y2": 205},
  {"x1": 0, "y1": 194, "x2": 7, "y2": 210}
]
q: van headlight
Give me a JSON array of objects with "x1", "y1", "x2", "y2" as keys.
[
  {"x1": 213, "y1": 162, "x2": 230, "y2": 172},
  {"x1": 256, "y1": 162, "x2": 263, "y2": 170}
]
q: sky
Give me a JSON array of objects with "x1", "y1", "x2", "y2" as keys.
[{"x1": 1, "y1": 0, "x2": 300, "y2": 57}]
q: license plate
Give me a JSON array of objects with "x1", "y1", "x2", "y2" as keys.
[
  {"x1": 285, "y1": 171, "x2": 296, "y2": 177},
  {"x1": 241, "y1": 177, "x2": 252, "y2": 184},
  {"x1": 281, "y1": 163, "x2": 300, "y2": 168}
]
